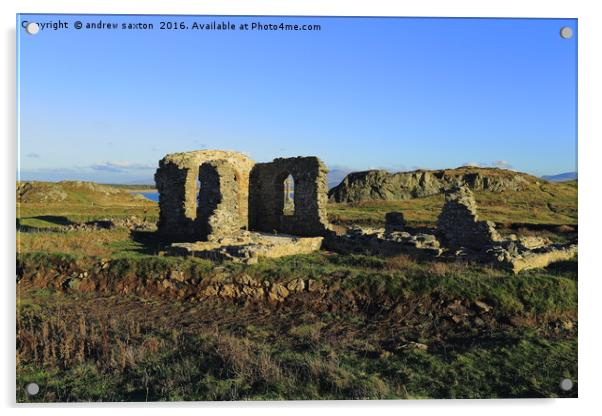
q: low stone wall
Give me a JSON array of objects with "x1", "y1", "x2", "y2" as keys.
[
  {"x1": 170, "y1": 231, "x2": 324, "y2": 264},
  {"x1": 324, "y1": 227, "x2": 442, "y2": 258}
]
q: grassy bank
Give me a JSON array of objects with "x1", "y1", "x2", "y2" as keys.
[{"x1": 17, "y1": 251, "x2": 577, "y2": 401}]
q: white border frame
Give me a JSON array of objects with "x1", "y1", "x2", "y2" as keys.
[{"x1": 2, "y1": 1, "x2": 599, "y2": 415}]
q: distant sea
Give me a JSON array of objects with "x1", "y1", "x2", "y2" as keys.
[{"x1": 133, "y1": 191, "x2": 159, "y2": 202}]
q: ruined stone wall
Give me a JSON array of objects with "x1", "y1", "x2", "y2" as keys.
[
  {"x1": 197, "y1": 160, "x2": 243, "y2": 240},
  {"x1": 249, "y1": 157, "x2": 331, "y2": 236},
  {"x1": 385, "y1": 211, "x2": 405, "y2": 233},
  {"x1": 155, "y1": 150, "x2": 255, "y2": 241},
  {"x1": 436, "y1": 185, "x2": 502, "y2": 250}
]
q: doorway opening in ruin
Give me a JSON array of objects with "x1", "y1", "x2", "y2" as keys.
[
  {"x1": 283, "y1": 174, "x2": 295, "y2": 216},
  {"x1": 197, "y1": 163, "x2": 221, "y2": 239}
]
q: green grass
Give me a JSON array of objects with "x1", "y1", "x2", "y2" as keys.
[
  {"x1": 16, "y1": 275, "x2": 577, "y2": 401},
  {"x1": 15, "y1": 179, "x2": 578, "y2": 401},
  {"x1": 328, "y1": 181, "x2": 577, "y2": 228}
]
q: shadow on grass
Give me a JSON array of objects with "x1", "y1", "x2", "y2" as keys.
[
  {"x1": 129, "y1": 230, "x2": 171, "y2": 256},
  {"x1": 544, "y1": 259, "x2": 578, "y2": 277},
  {"x1": 498, "y1": 222, "x2": 578, "y2": 233},
  {"x1": 16, "y1": 216, "x2": 74, "y2": 232}
]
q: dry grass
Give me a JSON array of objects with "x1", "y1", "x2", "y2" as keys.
[
  {"x1": 384, "y1": 254, "x2": 418, "y2": 270},
  {"x1": 17, "y1": 229, "x2": 131, "y2": 257}
]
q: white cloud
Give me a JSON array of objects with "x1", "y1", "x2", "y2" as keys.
[
  {"x1": 491, "y1": 160, "x2": 513, "y2": 169},
  {"x1": 89, "y1": 161, "x2": 156, "y2": 173},
  {"x1": 462, "y1": 160, "x2": 514, "y2": 170}
]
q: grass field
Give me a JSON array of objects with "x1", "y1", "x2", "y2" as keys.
[{"x1": 16, "y1": 180, "x2": 578, "y2": 401}]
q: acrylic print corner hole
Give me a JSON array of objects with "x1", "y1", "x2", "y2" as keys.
[{"x1": 16, "y1": 14, "x2": 577, "y2": 402}]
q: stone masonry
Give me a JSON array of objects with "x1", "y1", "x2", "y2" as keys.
[
  {"x1": 249, "y1": 157, "x2": 331, "y2": 236},
  {"x1": 437, "y1": 185, "x2": 502, "y2": 250},
  {"x1": 154, "y1": 150, "x2": 575, "y2": 274},
  {"x1": 155, "y1": 151, "x2": 330, "y2": 243},
  {"x1": 385, "y1": 211, "x2": 406, "y2": 233},
  {"x1": 196, "y1": 160, "x2": 244, "y2": 240},
  {"x1": 155, "y1": 150, "x2": 255, "y2": 241}
]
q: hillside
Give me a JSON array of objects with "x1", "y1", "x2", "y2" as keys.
[
  {"x1": 541, "y1": 172, "x2": 578, "y2": 182},
  {"x1": 330, "y1": 167, "x2": 551, "y2": 203},
  {"x1": 327, "y1": 168, "x2": 577, "y2": 227},
  {"x1": 17, "y1": 181, "x2": 156, "y2": 206}
]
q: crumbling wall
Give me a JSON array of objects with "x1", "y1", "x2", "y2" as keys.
[
  {"x1": 249, "y1": 157, "x2": 331, "y2": 236},
  {"x1": 437, "y1": 185, "x2": 502, "y2": 250},
  {"x1": 155, "y1": 150, "x2": 255, "y2": 241},
  {"x1": 197, "y1": 160, "x2": 244, "y2": 240},
  {"x1": 385, "y1": 211, "x2": 405, "y2": 233}
]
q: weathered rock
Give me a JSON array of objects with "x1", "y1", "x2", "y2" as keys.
[
  {"x1": 200, "y1": 285, "x2": 219, "y2": 297},
  {"x1": 437, "y1": 185, "x2": 502, "y2": 250},
  {"x1": 235, "y1": 273, "x2": 259, "y2": 287},
  {"x1": 268, "y1": 283, "x2": 290, "y2": 302},
  {"x1": 220, "y1": 283, "x2": 239, "y2": 299},
  {"x1": 169, "y1": 270, "x2": 186, "y2": 282},
  {"x1": 286, "y1": 278, "x2": 305, "y2": 292},
  {"x1": 517, "y1": 236, "x2": 552, "y2": 250},
  {"x1": 307, "y1": 279, "x2": 323, "y2": 292},
  {"x1": 474, "y1": 300, "x2": 492, "y2": 312},
  {"x1": 241, "y1": 285, "x2": 264, "y2": 300},
  {"x1": 328, "y1": 167, "x2": 534, "y2": 203},
  {"x1": 401, "y1": 342, "x2": 428, "y2": 351}
]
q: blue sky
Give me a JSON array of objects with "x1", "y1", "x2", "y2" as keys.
[{"x1": 17, "y1": 15, "x2": 577, "y2": 184}]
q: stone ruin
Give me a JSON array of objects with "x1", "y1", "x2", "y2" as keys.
[
  {"x1": 249, "y1": 157, "x2": 330, "y2": 236},
  {"x1": 155, "y1": 150, "x2": 330, "y2": 263},
  {"x1": 435, "y1": 186, "x2": 577, "y2": 272},
  {"x1": 325, "y1": 185, "x2": 576, "y2": 273},
  {"x1": 155, "y1": 150, "x2": 576, "y2": 272},
  {"x1": 437, "y1": 185, "x2": 502, "y2": 250},
  {"x1": 155, "y1": 150, "x2": 254, "y2": 242},
  {"x1": 385, "y1": 212, "x2": 406, "y2": 233}
]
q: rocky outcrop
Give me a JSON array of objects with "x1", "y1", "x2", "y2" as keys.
[{"x1": 328, "y1": 167, "x2": 535, "y2": 203}]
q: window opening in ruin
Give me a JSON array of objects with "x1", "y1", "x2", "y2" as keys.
[
  {"x1": 196, "y1": 178, "x2": 201, "y2": 208},
  {"x1": 283, "y1": 174, "x2": 295, "y2": 216}
]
